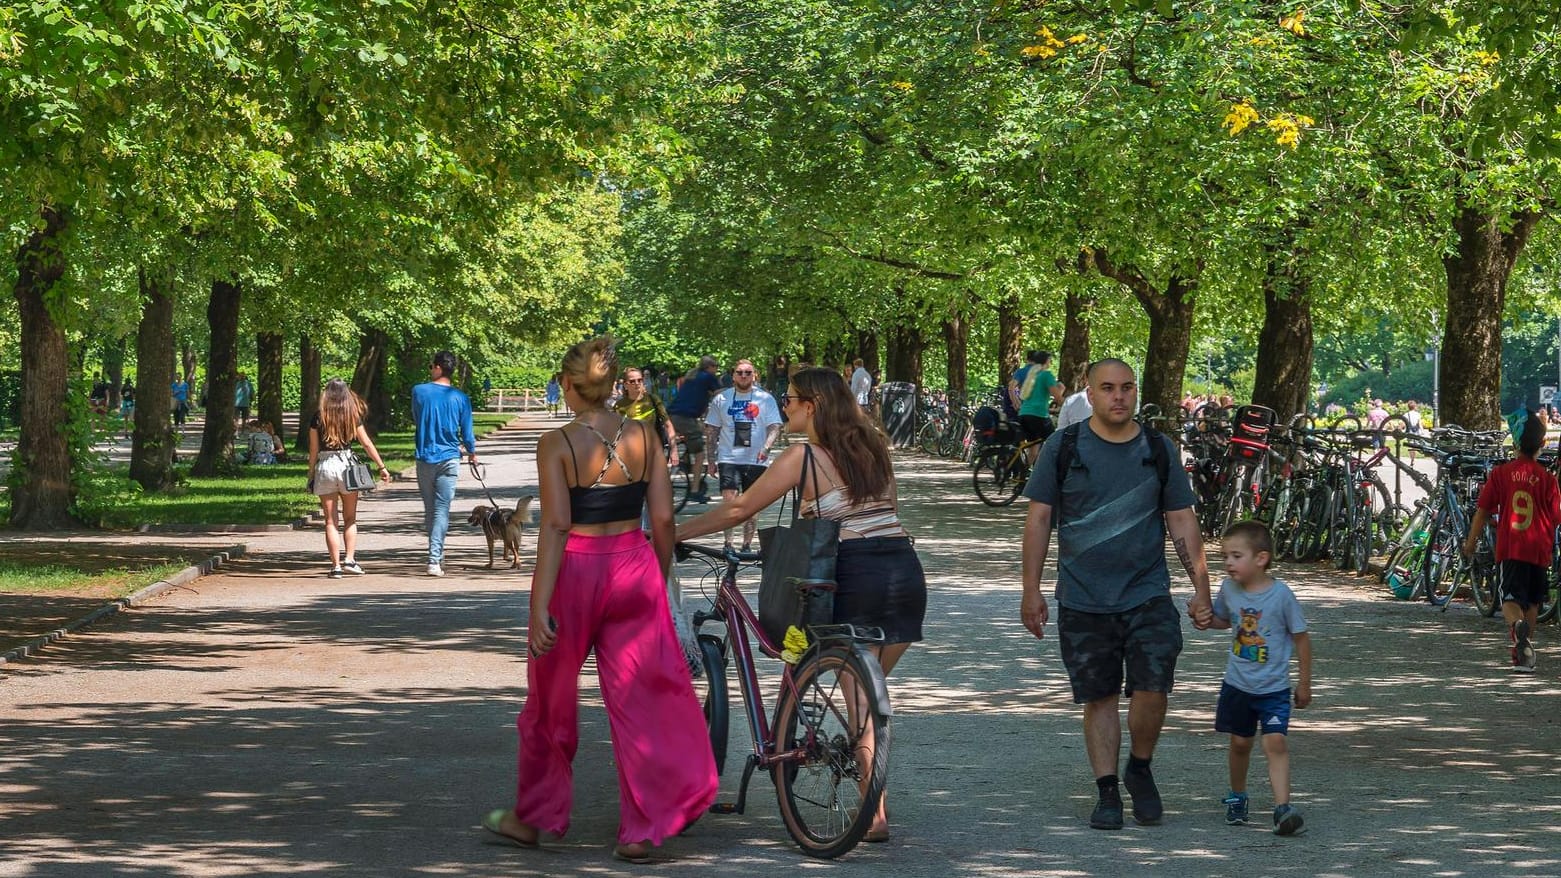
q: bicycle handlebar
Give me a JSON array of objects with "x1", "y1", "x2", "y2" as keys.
[{"x1": 676, "y1": 541, "x2": 763, "y2": 564}]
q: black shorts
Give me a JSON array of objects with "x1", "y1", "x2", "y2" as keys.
[
  {"x1": 1019, "y1": 415, "x2": 1055, "y2": 443},
  {"x1": 1500, "y1": 560, "x2": 1550, "y2": 609},
  {"x1": 670, "y1": 415, "x2": 706, "y2": 456},
  {"x1": 833, "y1": 536, "x2": 927, "y2": 644},
  {"x1": 718, "y1": 463, "x2": 766, "y2": 492},
  {"x1": 1057, "y1": 596, "x2": 1183, "y2": 704}
]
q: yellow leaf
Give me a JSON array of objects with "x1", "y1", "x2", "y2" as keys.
[{"x1": 1280, "y1": 9, "x2": 1306, "y2": 36}]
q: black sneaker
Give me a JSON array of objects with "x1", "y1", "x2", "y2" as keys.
[
  {"x1": 1273, "y1": 803, "x2": 1305, "y2": 836},
  {"x1": 1515, "y1": 620, "x2": 1537, "y2": 673},
  {"x1": 1090, "y1": 787, "x2": 1124, "y2": 830},
  {"x1": 1123, "y1": 763, "x2": 1163, "y2": 825},
  {"x1": 327, "y1": 566, "x2": 343, "y2": 579}
]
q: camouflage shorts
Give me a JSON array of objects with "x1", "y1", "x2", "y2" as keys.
[{"x1": 1057, "y1": 596, "x2": 1183, "y2": 704}]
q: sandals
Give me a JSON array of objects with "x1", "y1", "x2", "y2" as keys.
[
  {"x1": 613, "y1": 843, "x2": 655, "y2": 864},
  {"x1": 480, "y1": 809, "x2": 539, "y2": 849}
]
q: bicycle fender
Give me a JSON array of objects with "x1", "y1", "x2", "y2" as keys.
[{"x1": 849, "y1": 643, "x2": 895, "y2": 717}]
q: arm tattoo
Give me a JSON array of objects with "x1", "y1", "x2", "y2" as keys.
[{"x1": 1173, "y1": 535, "x2": 1195, "y2": 572}]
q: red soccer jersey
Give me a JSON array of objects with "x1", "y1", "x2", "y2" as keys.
[{"x1": 1476, "y1": 457, "x2": 1561, "y2": 567}]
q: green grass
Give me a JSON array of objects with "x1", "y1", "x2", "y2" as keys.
[
  {"x1": 0, "y1": 561, "x2": 189, "y2": 596},
  {"x1": 106, "y1": 414, "x2": 515, "y2": 528}
]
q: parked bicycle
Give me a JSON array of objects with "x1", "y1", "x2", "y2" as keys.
[{"x1": 677, "y1": 540, "x2": 891, "y2": 858}]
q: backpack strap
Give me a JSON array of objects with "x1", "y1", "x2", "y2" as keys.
[{"x1": 1053, "y1": 422, "x2": 1170, "y2": 525}]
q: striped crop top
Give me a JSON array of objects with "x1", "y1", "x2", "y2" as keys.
[{"x1": 803, "y1": 485, "x2": 905, "y2": 539}]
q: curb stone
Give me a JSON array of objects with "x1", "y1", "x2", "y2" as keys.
[{"x1": 0, "y1": 544, "x2": 246, "y2": 667}]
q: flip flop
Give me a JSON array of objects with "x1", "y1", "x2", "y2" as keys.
[{"x1": 480, "y1": 809, "x2": 539, "y2": 849}]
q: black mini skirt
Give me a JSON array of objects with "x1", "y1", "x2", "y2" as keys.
[{"x1": 832, "y1": 536, "x2": 927, "y2": 645}]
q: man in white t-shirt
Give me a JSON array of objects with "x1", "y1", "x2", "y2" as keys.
[
  {"x1": 704, "y1": 359, "x2": 784, "y2": 550},
  {"x1": 851, "y1": 359, "x2": 873, "y2": 410},
  {"x1": 1056, "y1": 365, "x2": 1092, "y2": 431}
]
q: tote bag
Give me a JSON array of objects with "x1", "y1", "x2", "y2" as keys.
[
  {"x1": 755, "y1": 444, "x2": 839, "y2": 646},
  {"x1": 342, "y1": 453, "x2": 376, "y2": 492}
]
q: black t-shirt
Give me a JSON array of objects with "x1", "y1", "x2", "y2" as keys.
[{"x1": 310, "y1": 413, "x2": 353, "y2": 451}]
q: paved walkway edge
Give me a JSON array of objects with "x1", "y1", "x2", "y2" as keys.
[{"x1": 0, "y1": 544, "x2": 246, "y2": 667}]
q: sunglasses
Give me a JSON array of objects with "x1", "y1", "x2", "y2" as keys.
[{"x1": 779, "y1": 392, "x2": 813, "y2": 407}]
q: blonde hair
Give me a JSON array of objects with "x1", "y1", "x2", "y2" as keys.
[{"x1": 562, "y1": 337, "x2": 618, "y2": 405}]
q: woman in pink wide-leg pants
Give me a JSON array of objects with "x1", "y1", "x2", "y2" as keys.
[{"x1": 482, "y1": 338, "x2": 716, "y2": 864}]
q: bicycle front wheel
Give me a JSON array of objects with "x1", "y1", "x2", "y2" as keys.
[
  {"x1": 917, "y1": 421, "x2": 942, "y2": 455},
  {"x1": 696, "y1": 634, "x2": 730, "y2": 776},
  {"x1": 771, "y1": 646, "x2": 890, "y2": 859},
  {"x1": 1470, "y1": 544, "x2": 1501, "y2": 617},
  {"x1": 972, "y1": 447, "x2": 1023, "y2": 507},
  {"x1": 672, "y1": 461, "x2": 693, "y2": 513}
]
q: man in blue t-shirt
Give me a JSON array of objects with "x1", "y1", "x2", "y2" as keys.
[
  {"x1": 668, "y1": 355, "x2": 722, "y2": 503},
  {"x1": 413, "y1": 350, "x2": 478, "y2": 577},
  {"x1": 1018, "y1": 358, "x2": 1213, "y2": 832}
]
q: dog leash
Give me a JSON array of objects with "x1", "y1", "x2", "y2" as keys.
[{"x1": 468, "y1": 459, "x2": 505, "y2": 509}]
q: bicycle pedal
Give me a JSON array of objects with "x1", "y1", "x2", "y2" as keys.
[{"x1": 709, "y1": 802, "x2": 740, "y2": 814}]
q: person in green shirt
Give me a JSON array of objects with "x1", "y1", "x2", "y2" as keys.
[
  {"x1": 1010, "y1": 350, "x2": 1065, "y2": 463},
  {"x1": 613, "y1": 367, "x2": 678, "y2": 466}
]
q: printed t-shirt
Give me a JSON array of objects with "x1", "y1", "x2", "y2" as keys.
[
  {"x1": 1476, "y1": 457, "x2": 1561, "y2": 567},
  {"x1": 1212, "y1": 578, "x2": 1307, "y2": 695},
  {"x1": 706, "y1": 387, "x2": 783, "y2": 466}
]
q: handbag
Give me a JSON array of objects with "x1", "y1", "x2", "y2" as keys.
[
  {"x1": 755, "y1": 444, "x2": 839, "y2": 646},
  {"x1": 342, "y1": 452, "x2": 376, "y2": 493}
]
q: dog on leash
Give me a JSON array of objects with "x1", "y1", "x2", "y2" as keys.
[{"x1": 467, "y1": 494, "x2": 535, "y2": 569}]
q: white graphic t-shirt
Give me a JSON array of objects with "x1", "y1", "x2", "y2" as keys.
[
  {"x1": 706, "y1": 387, "x2": 783, "y2": 466},
  {"x1": 1212, "y1": 578, "x2": 1308, "y2": 695}
]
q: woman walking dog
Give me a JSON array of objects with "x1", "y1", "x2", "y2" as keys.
[{"x1": 307, "y1": 378, "x2": 390, "y2": 577}]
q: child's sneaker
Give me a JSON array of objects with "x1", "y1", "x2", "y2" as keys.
[
  {"x1": 1273, "y1": 803, "x2": 1304, "y2": 836},
  {"x1": 1222, "y1": 792, "x2": 1249, "y2": 825},
  {"x1": 1515, "y1": 620, "x2": 1537, "y2": 673}
]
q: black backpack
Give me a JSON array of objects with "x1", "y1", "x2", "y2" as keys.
[{"x1": 1053, "y1": 421, "x2": 1171, "y2": 522}]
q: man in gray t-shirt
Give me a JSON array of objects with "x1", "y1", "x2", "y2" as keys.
[{"x1": 1019, "y1": 358, "x2": 1213, "y2": 832}]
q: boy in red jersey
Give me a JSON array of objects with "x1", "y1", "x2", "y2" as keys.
[{"x1": 1465, "y1": 412, "x2": 1559, "y2": 673}]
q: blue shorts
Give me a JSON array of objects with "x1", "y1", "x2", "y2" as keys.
[{"x1": 1214, "y1": 681, "x2": 1291, "y2": 737}]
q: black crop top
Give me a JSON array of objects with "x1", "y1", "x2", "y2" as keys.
[{"x1": 561, "y1": 419, "x2": 649, "y2": 525}]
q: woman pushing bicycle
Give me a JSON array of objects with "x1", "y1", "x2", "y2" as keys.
[
  {"x1": 483, "y1": 337, "x2": 717, "y2": 864},
  {"x1": 678, "y1": 366, "x2": 927, "y2": 843}
]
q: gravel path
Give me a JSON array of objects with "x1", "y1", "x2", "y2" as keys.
[{"x1": 1, "y1": 415, "x2": 1557, "y2": 877}]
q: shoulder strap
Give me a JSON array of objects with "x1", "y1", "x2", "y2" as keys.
[
  {"x1": 1055, "y1": 422, "x2": 1083, "y2": 489},
  {"x1": 558, "y1": 428, "x2": 580, "y2": 486},
  {"x1": 1053, "y1": 423, "x2": 1170, "y2": 522}
]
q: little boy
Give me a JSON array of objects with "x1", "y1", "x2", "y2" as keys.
[
  {"x1": 1464, "y1": 410, "x2": 1559, "y2": 673},
  {"x1": 1209, "y1": 520, "x2": 1313, "y2": 836}
]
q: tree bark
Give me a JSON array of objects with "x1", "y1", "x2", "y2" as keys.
[
  {"x1": 1251, "y1": 244, "x2": 1315, "y2": 425},
  {"x1": 855, "y1": 328, "x2": 880, "y2": 374},
  {"x1": 256, "y1": 331, "x2": 284, "y2": 436},
  {"x1": 181, "y1": 343, "x2": 197, "y2": 384},
  {"x1": 942, "y1": 315, "x2": 968, "y2": 403},
  {"x1": 350, "y1": 325, "x2": 392, "y2": 433},
  {"x1": 130, "y1": 269, "x2": 178, "y2": 490},
  {"x1": 1058, "y1": 290, "x2": 1094, "y2": 391},
  {"x1": 886, "y1": 323, "x2": 924, "y2": 386},
  {"x1": 9, "y1": 204, "x2": 77, "y2": 529},
  {"x1": 1440, "y1": 206, "x2": 1541, "y2": 430},
  {"x1": 997, "y1": 293, "x2": 1023, "y2": 387},
  {"x1": 1088, "y1": 248, "x2": 1198, "y2": 422},
  {"x1": 104, "y1": 337, "x2": 126, "y2": 412},
  {"x1": 190, "y1": 278, "x2": 241, "y2": 476},
  {"x1": 295, "y1": 334, "x2": 321, "y2": 451}
]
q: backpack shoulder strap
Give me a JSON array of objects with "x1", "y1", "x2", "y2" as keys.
[
  {"x1": 1053, "y1": 422, "x2": 1085, "y2": 525},
  {"x1": 1143, "y1": 426, "x2": 1170, "y2": 506}
]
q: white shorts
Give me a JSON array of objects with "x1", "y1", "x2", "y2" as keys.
[{"x1": 313, "y1": 450, "x2": 354, "y2": 496}]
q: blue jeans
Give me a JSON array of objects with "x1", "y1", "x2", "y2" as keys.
[{"x1": 417, "y1": 459, "x2": 460, "y2": 565}]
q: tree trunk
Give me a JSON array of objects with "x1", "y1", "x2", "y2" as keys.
[
  {"x1": 942, "y1": 315, "x2": 968, "y2": 403},
  {"x1": 295, "y1": 334, "x2": 321, "y2": 451},
  {"x1": 1059, "y1": 290, "x2": 1094, "y2": 391},
  {"x1": 181, "y1": 343, "x2": 197, "y2": 384},
  {"x1": 256, "y1": 331, "x2": 284, "y2": 435},
  {"x1": 902, "y1": 324, "x2": 924, "y2": 388},
  {"x1": 997, "y1": 293, "x2": 1023, "y2": 386},
  {"x1": 350, "y1": 325, "x2": 393, "y2": 433},
  {"x1": 1251, "y1": 246, "x2": 1315, "y2": 425},
  {"x1": 1440, "y1": 207, "x2": 1539, "y2": 429},
  {"x1": 9, "y1": 204, "x2": 77, "y2": 529},
  {"x1": 191, "y1": 278, "x2": 241, "y2": 476},
  {"x1": 855, "y1": 328, "x2": 880, "y2": 375},
  {"x1": 1087, "y1": 248, "x2": 1198, "y2": 422},
  {"x1": 130, "y1": 268, "x2": 178, "y2": 491}
]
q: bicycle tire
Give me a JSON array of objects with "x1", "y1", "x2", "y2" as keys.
[
  {"x1": 1330, "y1": 415, "x2": 1363, "y2": 431},
  {"x1": 1289, "y1": 488, "x2": 1320, "y2": 562},
  {"x1": 696, "y1": 634, "x2": 729, "y2": 776},
  {"x1": 972, "y1": 446, "x2": 1023, "y2": 507},
  {"x1": 1268, "y1": 480, "x2": 1299, "y2": 560},
  {"x1": 917, "y1": 421, "x2": 942, "y2": 456},
  {"x1": 1349, "y1": 490, "x2": 1374, "y2": 576},
  {"x1": 1423, "y1": 504, "x2": 1462, "y2": 606},
  {"x1": 672, "y1": 462, "x2": 692, "y2": 514},
  {"x1": 1379, "y1": 503, "x2": 1429, "y2": 584},
  {"x1": 1218, "y1": 463, "x2": 1254, "y2": 536},
  {"x1": 1470, "y1": 535, "x2": 1501, "y2": 618},
  {"x1": 771, "y1": 646, "x2": 890, "y2": 859},
  {"x1": 1539, "y1": 560, "x2": 1559, "y2": 623}
]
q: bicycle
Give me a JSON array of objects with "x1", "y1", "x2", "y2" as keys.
[
  {"x1": 971, "y1": 435, "x2": 1044, "y2": 506},
  {"x1": 677, "y1": 541, "x2": 892, "y2": 858}
]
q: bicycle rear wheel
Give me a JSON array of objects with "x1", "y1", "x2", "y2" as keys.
[
  {"x1": 1541, "y1": 549, "x2": 1560, "y2": 624},
  {"x1": 772, "y1": 646, "x2": 890, "y2": 859},
  {"x1": 672, "y1": 460, "x2": 693, "y2": 513},
  {"x1": 696, "y1": 634, "x2": 729, "y2": 776},
  {"x1": 972, "y1": 447, "x2": 1024, "y2": 506},
  {"x1": 1423, "y1": 505, "x2": 1463, "y2": 606},
  {"x1": 1470, "y1": 545, "x2": 1501, "y2": 617},
  {"x1": 917, "y1": 421, "x2": 943, "y2": 456}
]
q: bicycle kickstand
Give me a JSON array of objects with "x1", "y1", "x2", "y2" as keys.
[{"x1": 710, "y1": 754, "x2": 758, "y2": 815}]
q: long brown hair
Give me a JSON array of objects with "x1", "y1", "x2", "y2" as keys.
[
  {"x1": 792, "y1": 367, "x2": 893, "y2": 501},
  {"x1": 317, "y1": 378, "x2": 366, "y2": 448}
]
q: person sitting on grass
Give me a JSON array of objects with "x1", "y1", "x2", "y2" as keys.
[
  {"x1": 1464, "y1": 410, "x2": 1559, "y2": 674},
  {"x1": 1208, "y1": 520, "x2": 1313, "y2": 836}
]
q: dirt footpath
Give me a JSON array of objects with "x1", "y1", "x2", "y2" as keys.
[{"x1": 1, "y1": 418, "x2": 1558, "y2": 877}]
